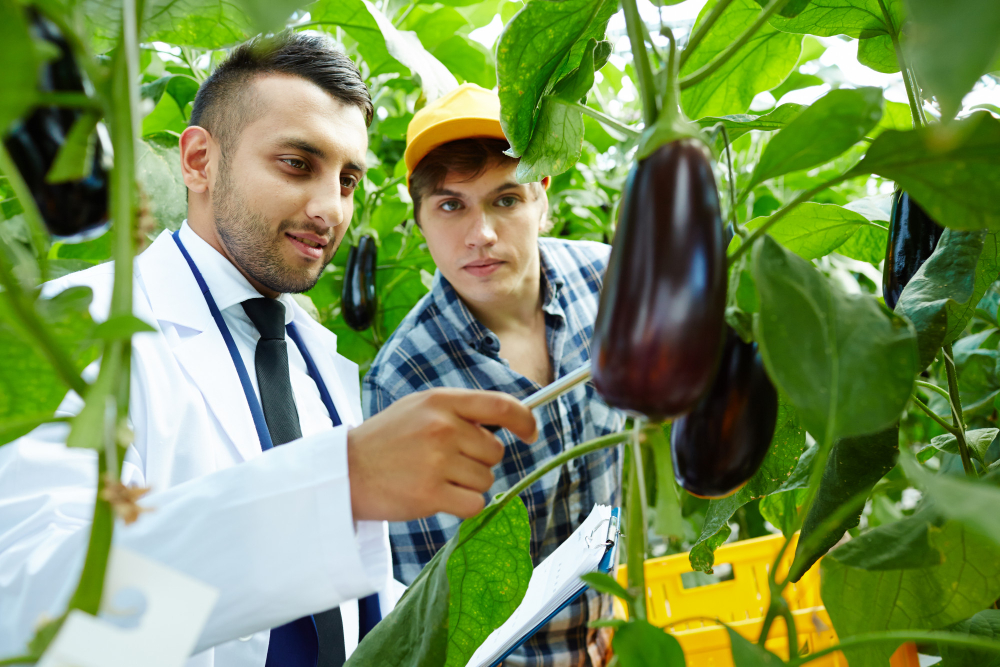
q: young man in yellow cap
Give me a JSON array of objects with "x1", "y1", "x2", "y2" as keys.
[{"x1": 363, "y1": 83, "x2": 624, "y2": 666}]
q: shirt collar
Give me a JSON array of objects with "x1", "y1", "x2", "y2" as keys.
[
  {"x1": 178, "y1": 221, "x2": 296, "y2": 325},
  {"x1": 429, "y1": 242, "x2": 565, "y2": 353}
]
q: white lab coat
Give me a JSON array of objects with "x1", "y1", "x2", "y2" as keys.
[{"x1": 0, "y1": 229, "x2": 398, "y2": 666}]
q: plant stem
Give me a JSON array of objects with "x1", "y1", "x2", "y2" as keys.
[
  {"x1": 0, "y1": 657, "x2": 36, "y2": 666},
  {"x1": 942, "y1": 343, "x2": 977, "y2": 477},
  {"x1": 626, "y1": 419, "x2": 649, "y2": 621},
  {"x1": 786, "y1": 630, "x2": 1000, "y2": 666},
  {"x1": 570, "y1": 101, "x2": 642, "y2": 139},
  {"x1": 679, "y1": 0, "x2": 736, "y2": 69},
  {"x1": 34, "y1": 92, "x2": 103, "y2": 111},
  {"x1": 911, "y1": 395, "x2": 961, "y2": 436},
  {"x1": 878, "y1": 0, "x2": 921, "y2": 129},
  {"x1": 0, "y1": 256, "x2": 88, "y2": 398},
  {"x1": 621, "y1": 0, "x2": 658, "y2": 126},
  {"x1": 0, "y1": 143, "x2": 50, "y2": 267},
  {"x1": 495, "y1": 432, "x2": 631, "y2": 510},
  {"x1": 915, "y1": 380, "x2": 951, "y2": 403},
  {"x1": 680, "y1": 0, "x2": 791, "y2": 90},
  {"x1": 727, "y1": 175, "x2": 850, "y2": 265}
]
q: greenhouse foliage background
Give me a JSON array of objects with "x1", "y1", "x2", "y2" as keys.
[{"x1": 2, "y1": 0, "x2": 1000, "y2": 664}]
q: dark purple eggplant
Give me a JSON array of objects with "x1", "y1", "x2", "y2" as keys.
[
  {"x1": 3, "y1": 11, "x2": 108, "y2": 240},
  {"x1": 591, "y1": 139, "x2": 727, "y2": 420},
  {"x1": 341, "y1": 234, "x2": 377, "y2": 331},
  {"x1": 882, "y1": 190, "x2": 944, "y2": 310},
  {"x1": 671, "y1": 328, "x2": 778, "y2": 499}
]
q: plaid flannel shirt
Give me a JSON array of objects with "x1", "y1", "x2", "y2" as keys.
[{"x1": 363, "y1": 237, "x2": 624, "y2": 667}]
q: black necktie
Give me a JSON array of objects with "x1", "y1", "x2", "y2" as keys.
[{"x1": 243, "y1": 298, "x2": 346, "y2": 667}]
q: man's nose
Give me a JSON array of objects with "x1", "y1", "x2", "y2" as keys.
[
  {"x1": 465, "y1": 209, "x2": 498, "y2": 248},
  {"x1": 305, "y1": 178, "x2": 349, "y2": 232}
]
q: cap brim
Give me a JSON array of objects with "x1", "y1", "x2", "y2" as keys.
[{"x1": 404, "y1": 116, "x2": 507, "y2": 177}]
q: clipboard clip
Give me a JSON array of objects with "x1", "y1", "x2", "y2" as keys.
[{"x1": 585, "y1": 513, "x2": 620, "y2": 550}]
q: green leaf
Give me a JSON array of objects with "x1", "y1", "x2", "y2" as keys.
[
  {"x1": 348, "y1": 498, "x2": 531, "y2": 667},
  {"x1": 759, "y1": 486, "x2": 806, "y2": 537},
  {"x1": 648, "y1": 425, "x2": 686, "y2": 541},
  {"x1": 431, "y1": 36, "x2": 496, "y2": 88},
  {"x1": 689, "y1": 397, "x2": 806, "y2": 572},
  {"x1": 612, "y1": 619, "x2": 687, "y2": 667},
  {"x1": 836, "y1": 224, "x2": 890, "y2": 264},
  {"x1": 769, "y1": 70, "x2": 824, "y2": 102},
  {"x1": 724, "y1": 625, "x2": 785, "y2": 666},
  {"x1": 857, "y1": 34, "x2": 899, "y2": 73},
  {"x1": 829, "y1": 505, "x2": 943, "y2": 571},
  {"x1": 515, "y1": 96, "x2": 584, "y2": 182},
  {"x1": 444, "y1": 499, "x2": 532, "y2": 667},
  {"x1": 791, "y1": 425, "x2": 900, "y2": 580},
  {"x1": 751, "y1": 235, "x2": 918, "y2": 442},
  {"x1": 821, "y1": 509, "x2": 1000, "y2": 667},
  {"x1": 941, "y1": 610, "x2": 1000, "y2": 667},
  {"x1": 92, "y1": 315, "x2": 156, "y2": 342},
  {"x1": 895, "y1": 229, "x2": 986, "y2": 370},
  {"x1": 849, "y1": 112, "x2": 1000, "y2": 231},
  {"x1": 740, "y1": 203, "x2": 874, "y2": 260},
  {"x1": 552, "y1": 39, "x2": 600, "y2": 103},
  {"x1": 46, "y1": 113, "x2": 100, "y2": 184},
  {"x1": 310, "y1": 0, "x2": 408, "y2": 77},
  {"x1": 0, "y1": 0, "x2": 39, "y2": 133},
  {"x1": 904, "y1": 0, "x2": 1000, "y2": 120},
  {"x1": 922, "y1": 428, "x2": 998, "y2": 466},
  {"x1": 0, "y1": 412, "x2": 65, "y2": 445},
  {"x1": 680, "y1": 0, "x2": 802, "y2": 119},
  {"x1": 753, "y1": 0, "x2": 813, "y2": 17},
  {"x1": 580, "y1": 572, "x2": 634, "y2": 604},
  {"x1": 696, "y1": 104, "x2": 805, "y2": 144},
  {"x1": 746, "y1": 87, "x2": 883, "y2": 191},
  {"x1": 496, "y1": 0, "x2": 615, "y2": 156},
  {"x1": 137, "y1": 136, "x2": 188, "y2": 233},
  {"x1": 401, "y1": 5, "x2": 470, "y2": 49}
]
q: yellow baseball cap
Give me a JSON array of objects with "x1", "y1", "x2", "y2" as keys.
[{"x1": 404, "y1": 83, "x2": 507, "y2": 181}]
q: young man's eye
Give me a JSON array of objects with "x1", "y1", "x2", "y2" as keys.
[
  {"x1": 496, "y1": 196, "x2": 518, "y2": 208},
  {"x1": 341, "y1": 176, "x2": 359, "y2": 191},
  {"x1": 281, "y1": 158, "x2": 308, "y2": 171},
  {"x1": 440, "y1": 200, "x2": 462, "y2": 212}
]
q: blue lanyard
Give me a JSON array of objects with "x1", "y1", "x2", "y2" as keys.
[{"x1": 172, "y1": 231, "x2": 341, "y2": 451}]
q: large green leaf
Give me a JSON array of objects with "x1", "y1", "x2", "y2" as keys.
[
  {"x1": 515, "y1": 96, "x2": 584, "y2": 183},
  {"x1": 689, "y1": 398, "x2": 806, "y2": 573},
  {"x1": 922, "y1": 428, "x2": 998, "y2": 466},
  {"x1": 137, "y1": 136, "x2": 187, "y2": 233},
  {"x1": 769, "y1": 0, "x2": 905, "y2": 76},
  {"x1": 680, "y1": 0, "x2": 802, "y2": 120},
  {"x1": 347, "y1": 498, "x2": 531, "y2": 667},
  {"x1": 432, "y1": 35, "x2": 496, "y2": 88},
  {"x1": 310, "y1": 0, "x2": 408, "y2": 77},
  {"x1": 696, "y1": 104, "x2": 805, "y2": 144},
  {"x1": 821, "y1": 509, "x2": 1000, "y2": 667},
  {"x1": 738, "y1": 203, "x2": 875, "y2": 260},
  {"x1": 751, "y1": 236, "x2": 918, "y2": 443},
  {"x1": 0, "y1": 0, "x2": 40, "y2": 133},
  {"x1": 940, "y1": 610, "x2": 1000, "y2": 667},
  {"x1": 848, "y1": 112, "x2": 1000, "y2": 231},
  {"x1": 496, "y1": 0, "x2": 615, "y2": 156},
  {"x1": 649, "y1": 425, "x2": 686, "y2": 541},
  {"x1": 790, "y1": 425, "x2": 899, "y2": 581},
  {"x1": 904, "y1": 0, "x2": 1000, "y2": 120},
  {"x1": 895, "y1": 229, "x2": 986, "y2": 370},
  {"x1": 724, "y1": 626, "x2": 786, "y2": 666},
  {"x1": 612, "y1": 619, "x2": 686, "y2": 667},
  {"x1": 745, "y1": 87, "x2": 883, "y2": 190}
]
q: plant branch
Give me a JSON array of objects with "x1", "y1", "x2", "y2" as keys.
[
  {"x1": 0, "y1": 143, "x2": 50, "y2": 266},
  {"x1": 626, "y1": 419, "x2": 649, "y2": 621},
  {"x1": 727, "y1": 175, "x2": 850, "y2": 265},
  {"x1": 680, "y1": 0, "x2": 791, "y2": 90},
  {"x1": 621, "y1": 0, "x2": 658, "y2": 126},
  {"x1": 942, "y1": 343, "x2": 977, "y2": 477},
  {"x1": 570, "y1": 102, "x2": 642, "y2": 139},
  {"x1": 0, "y1": 656, "x2": 36, "y2": 666},
  {"x1": 911, "y1": 395, "x2": 961, "y2": 435},
  {"x1": 787, "y1": 630, "x2": 1000, "y2": 666},
  {"x1": 877, "y1": 0, "x2": 921, "y2": 129},
  {"x1": 679, "y1": 0, "x2": 736, "y2": 69},
  {"x1": 915, "y1": 380, "x2": 951, "y2": 403}
]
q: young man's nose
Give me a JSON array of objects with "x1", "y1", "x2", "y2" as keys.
[{"x1": 465, "y1": 209, "x2": 498, "y2": 247}]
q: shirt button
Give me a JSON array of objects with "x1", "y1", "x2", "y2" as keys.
[{"x1": 239, "y1": 634, "x2": 254, "y2": 642}]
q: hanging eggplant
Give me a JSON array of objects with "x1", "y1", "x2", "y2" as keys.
[
  {"x1": 341, "y1": 234, "x2": 377, "y2": 331},
  {"x1": 591, "y1": 138, "x2": 727, "y2": 420},
  {"x1": 3, "y1": 10, "x2": 109, "y2": 240},
  {"x1": 671, "y1": 327, "x2": 778, "y2": 499},
  {"x1": 882, "y1": 189, "x2": 944, "y2": 310}
]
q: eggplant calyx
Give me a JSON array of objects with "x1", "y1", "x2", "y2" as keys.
[{"x1": 636, "y1": 104, "x2": 702, "y2": 160}]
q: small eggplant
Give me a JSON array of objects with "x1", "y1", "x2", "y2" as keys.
[
  {"x1": 591, "y1": 139, "x2": 727, "y2": 420},
  {"x1": 671, "y1": 328, "x2": 778, "y2": 499},
  {"x1": 341, "y1": 234, "x2": 377, "y2": 331},
  {"x1": 882, "y1": 190, "x2": 944, "y2": 310},
  {"x1": 3, "y1": 11, "x2": 108, "y2": 240}
]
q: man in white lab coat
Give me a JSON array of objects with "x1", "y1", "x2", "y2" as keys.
[{"x1": 0, "y1": 32, "x2": 537, "y2": 667}]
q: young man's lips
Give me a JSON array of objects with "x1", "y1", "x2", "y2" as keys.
[
  {"x1": 285, "y1": 232, "x2": 326, "y2": 260},
  {"x1": 464, "y1": 259, "x2": 503, "y2": 276}
]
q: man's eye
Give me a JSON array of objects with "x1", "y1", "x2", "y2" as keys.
[
  {"x1": 496, "y1": 196, "x2": 518, "y2": 208},
  {"x1": 440, "y1": 200, "x2": 462, "y2": 212},
  {"x1": 341, "y1": 176, "x2": 358, "y2": 190},
  {"x1": 282, "y1": 158, "x2": 308, "y2": 170}
]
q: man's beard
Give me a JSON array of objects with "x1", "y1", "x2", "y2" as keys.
[{"x1": 213, "y1": 161, "x2": 334, "y2": 294}]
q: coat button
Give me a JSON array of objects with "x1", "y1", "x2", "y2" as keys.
[{"x1": 239, "y1": 634, "x2": 253, "y2": 642}]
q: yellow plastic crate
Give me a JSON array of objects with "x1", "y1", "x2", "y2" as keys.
[{"x1": 614, "y1": 533, "x2": 919, "y2": 666}]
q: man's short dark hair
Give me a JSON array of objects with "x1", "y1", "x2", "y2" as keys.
[{"x1": 189, "y1": 31, "x2": 373, "y2": 155}]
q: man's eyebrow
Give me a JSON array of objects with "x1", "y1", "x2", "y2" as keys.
[
  {"x1": 276, "y1": 138, "x2": 326, "y2": 159},
  {"x1": 429, "y1": 188, "x2": 465, "y2": 198},
  {"x1": 488, "y1": 181, "x2": 524, "y2": 196},
  {"x1": 430, "y1": 182, "x2": 524, "y2": 198},
  {"x1": 346, "y1": 161, "x2": 367, "y2": 176}
]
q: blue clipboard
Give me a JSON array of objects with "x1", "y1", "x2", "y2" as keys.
[{"x1": 486, "y1": 507, "x2": 621, "y2": 667}]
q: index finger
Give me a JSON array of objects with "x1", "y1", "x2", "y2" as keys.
[{"x1": 437, "y1": 389, "x2": 538, "y2": 443}]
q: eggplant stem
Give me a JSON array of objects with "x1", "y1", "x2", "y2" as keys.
[
  {"x1": 570, "y1": 102, "x2": 641, "y2": 139},
  {"x1": 679, "y1": 0, "x2": 736, "y2": 69},
  {"x1": 679, "y1": 0, "x2": 792, "y2": 90},
  {"x1": 621, "y1": 0, "x2": 658, "y2": 126},
  {"x1": 915, "y1": 380, "x2": 951, "y2": 403},
  {"x1": 942, "y1": 343, "x2": 978, "y2": 477},
  {"x1": 911, "y1": 395, "x2": 961, "y2": 436},
  {"x1": 625, "y1": 418, "x2": 649, "y2": 621}
]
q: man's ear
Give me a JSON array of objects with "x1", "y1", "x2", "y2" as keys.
[{"x1": 180, "y1": 126, "x2": 215, "y2": 195}]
